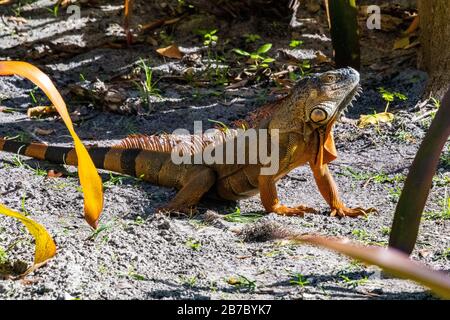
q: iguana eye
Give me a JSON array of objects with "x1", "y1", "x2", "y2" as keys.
[
  {"x1": 323, "y1": 74, "x2": 336, "y2": 83},
  {"x1": 310, "y1": 108, "x2": 328, "y2": 123}
]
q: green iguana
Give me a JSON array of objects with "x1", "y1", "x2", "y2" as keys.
[{"x1": 0, "y1": 67, "x2": 375, "y2": 217}]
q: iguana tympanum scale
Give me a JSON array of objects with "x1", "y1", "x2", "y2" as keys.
[{"x1": 0, "y1": 68, "x2": 375, "y2": 217}]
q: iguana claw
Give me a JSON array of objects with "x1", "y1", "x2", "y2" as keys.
[
  {"x1": 330, "y1": 206, "x2": 377, "y2": 218},
  {"x1": 272, "y1": 204, "x2": 317, "y2": 217}
]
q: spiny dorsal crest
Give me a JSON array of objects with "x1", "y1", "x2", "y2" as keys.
[{"x1": 115, "y1": 130, "x2": 240, "y2": 155}]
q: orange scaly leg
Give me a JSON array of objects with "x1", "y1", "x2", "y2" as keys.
[
  {"x1": 258, "y1": 175, "x2": 317, "y2": 217},
  {"x1": 311, "y1": 163, "x2": 377, "y2": 217}
]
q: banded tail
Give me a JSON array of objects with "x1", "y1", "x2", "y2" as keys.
[{"x1": 0, "y1": 137, "x2": 141, "y2": 177}]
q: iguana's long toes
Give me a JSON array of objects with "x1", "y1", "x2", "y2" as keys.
[
  {"x1": 295, "y1": 205, "x2": 317, "y2": 214},
  {"x1": 272, "y1": 204, "x2": 317, "y2": 217},
  {"x1": 330, "y1": 206, "x2": 376, "y2": 218}
]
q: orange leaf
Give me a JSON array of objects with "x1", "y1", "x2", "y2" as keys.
[
  {"x1": 0, "y1": 61, "x2": 104, "y2": 228},
  {"x1": 156, "y1": 44, "x2": 183, "y2": 59}
]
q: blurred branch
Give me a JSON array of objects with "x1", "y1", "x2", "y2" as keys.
[{"x1": 389, "y1": 87, "x2": 450, "y2": 254}]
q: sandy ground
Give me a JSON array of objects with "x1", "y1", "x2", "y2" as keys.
[{"x1": 0, "y1": 0, "x2": 448, "y2": 299}]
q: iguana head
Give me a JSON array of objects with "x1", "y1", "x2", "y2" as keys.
[
  {"x1": 301, "y1": 67, "x2": 360, "y2": 126},
  {"x1": 269, "y1": 67, "x2": 361, "y2": 167}
]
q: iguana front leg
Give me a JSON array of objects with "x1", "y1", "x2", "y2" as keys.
[
  {"x1": 258, "y1": 175, "x2": 317, "y2": 216},
  {"x1": 310, "y1": 163, "x2": 376, "y2": 217}
]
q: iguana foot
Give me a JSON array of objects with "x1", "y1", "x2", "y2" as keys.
[
  {"x1": 330, "y1": 206, "x2": 377, "y2": 218},
  {"x1": 272, "y1": 204, "x2": 317, "y2": 217}
]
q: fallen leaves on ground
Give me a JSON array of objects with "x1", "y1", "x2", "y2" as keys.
[
  {"x1": 156, "y1": 44, "x2": 183, "y2": 59},
  {"x1": 358, "y1": 112, "x2": 394, "y2": 128},
  {"x1": 34, "y1": 128, "x2": 55, "y2": 136},
  {"x1": 27, "y1": 105, "x2": 58, "y2": 118}
]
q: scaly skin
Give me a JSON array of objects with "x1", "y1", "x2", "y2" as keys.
[{"x1": 0, "y1": 68, "x2": 376, "y2": 217}]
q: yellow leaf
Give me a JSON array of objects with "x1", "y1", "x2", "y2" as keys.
[
  {"x1": 0, "y1": 61, "x2": 103, "y2": 228},
  {"x1": 393, "y1": 36, "x2": 410, "y2": 50},
  {"x1": 0, "y1": 203, "x2": 56, "y2": 269},
  {"x1": 156, "y1": 44, "x2": 183, "y2": 59},
  {"x1": 358, "y1": 112, "x2": 394, "y2": 128}
]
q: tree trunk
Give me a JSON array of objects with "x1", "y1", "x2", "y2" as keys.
[
  {"x1": 419, "y1": 0, "x2": 450, "y2": 99},
  {"x1": 327, "y1": 0, "x2": 360, "y2": 70}
]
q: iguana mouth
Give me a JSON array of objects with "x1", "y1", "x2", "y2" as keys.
[{"x1": 335, "y1": 84, "x2": 362, "y2": 121}]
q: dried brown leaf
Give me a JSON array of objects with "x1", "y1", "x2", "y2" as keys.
[{"x1": 156, "y1": 44, "x2": 183, "y2": 59}]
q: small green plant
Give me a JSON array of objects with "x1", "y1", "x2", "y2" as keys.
[
  {"x1": 134, "y1": 216, "x2": 145, "y2": 225},
  {"x1": 227, "y1": 275, "x2": 257, "y2": 292},
  {"x1": 232, "y1": 43, "x2": 275, "y2": 71},
  {"x1": 442, "y1": 248, "x2": 450, "y2": 259},
  {"x1": 440, "y1": 146, "x2": 450, "y2": 167},
  {"x1": 395, "y1": 130, "x2": 415, "y2": 143},
  {"x1": 424, "y1": 190, "x2": 450, "y2": 220},
  {"x1": 289, "y1": 39, "x2": 303, "y2": 48},
  {"x1": 103, "y1": 173, "x2": 124, "y2": 187},
  {"x1": 433, "y1": 174, "x2": 450, "y2": 187},
  {"x1": 381, "y1": 226, "x2": 391, "y2": 236},
  {"x1": 373, "y1": 173, "x2": 405, "y2": 184},
  {"x1": 128, "y1": 270, "x2": 146, "y2": 281},
  {"x1": 87, "y1": 220, "x2": 116, "y2": 241},
  {"x1": 298, "y1": 60, "x2": 311, "y2": 76},
  {"x1": 223, "y1": 207, "x2": 263, "y2": 223},
  {"x1": 186, "y1": 238, "x2": 202, "y2": 251},
  {"x1": 134, "y1": 59, "x2": 161, "y2": 105},
  {"x1": 244, "y1": 33, "x2": 261, "y2": 43},
  {"x1": 29, "y1": 86, "x2": 48, "y2": 106},
  {"x1": 289, "y1": 273, "x2": 309, "y2": 287},
  {"x1": 289, "y1": 60, "x2": 312, "y2": 80},
  {"x1": 180, "y1": 275, "x2": 198, "y2": 288},
  {"x1": 388, "y1": 185, "x2": 403, "y2": 202},
  {"x1": 0, "y1": 246, "x2": 8, "y2": 264},
  {"x1": 12, "y1": 0, "x2": 34, "y2": 17},
  {"x1": 6, "y1": 133, "x2": 31, "y2": 144},
  {"x1": 46, "y1": 4, "x2": 59, "y2": 17},
  {"x1": 200, "y1": 29, "x2": 218, "y2": 46},
  {"x1": 32, "y1": 165, "x2": 48, "y2": 177},
  {"x1": 378, "y1": 87, "x2": 408, "y2": 113},
  {"x1": 340, "y1": 167, "x2": 369, "y2": 181},
  {"x1": 351, "y1": 229, "x2": 370, "y2": 242},
  {"x1": 430, "y1": 96, "x2": 441, "y2": 109},
  {"x1": 340, "y1": 274, "x2": 368, "y2": 288}
]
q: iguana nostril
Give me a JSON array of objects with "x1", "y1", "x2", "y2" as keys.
[{"x1": 310, "y1": 108, "x2": 328, "y2": 122}]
